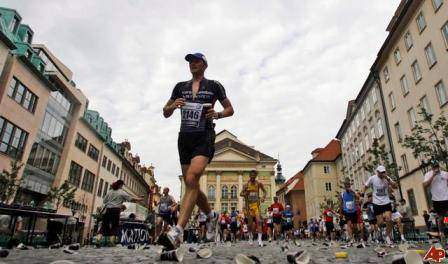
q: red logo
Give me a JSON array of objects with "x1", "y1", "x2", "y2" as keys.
[{"x1": 424, "y1": 245, "x2": 446, "y2": 263}]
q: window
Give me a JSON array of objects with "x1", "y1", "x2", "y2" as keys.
[
  {"x1": 23, "y1": 31, "x2": 32, "y2": 44},
  {"x1": 87, "y1": 144, "x2": 99, "y2": 161},
  {"x1": 411, "y1": 60, "x2": 422, "y2": 83},
  {"x1": 383, "y1": 66, "x2": 390, "y2": 82},
  {"x1": 416, "y1": 12, "x2": 426, "y2": 33},
  {"x1": 370, "y1": 127, "x2": 376, "y2": 140},
  {"x1": 102, "y1": 156, "x2": 107, "y2": 167},
  {"x1": 323, "y1": 165, "x2": 331, "y2": 174},
  {"x1": 395, "y1": 122, "x2": 403, "y2": 141},
  {"x1": 26, "y1": 143, "x2": 60, "y2": 175},
  {"x1": 325, "y1": 182, "x2": 332, "y2": 192},
  {"x1": 394, "y1": 48, "x2": 402, "y2": 64},
  {"x1": 0, "y1": 117, "x2": 28, "y2": 159},
  {"x1": 442, "y1": 22, "x2": 448, "y2": 48},
  {"x1": 407, "y1": 189, "x2": 419, "y2": 216},
  {"x1": 222, "y1": 203, "x2": 228, "y2": 213},
  {"x1": 75, "y1": 133, "x2": 88, "y2": 152},
  {"x1": 432, "y1": 0, "x2": 443, "y2": 11},
  {"x1": 231, "y1": 185, "x2": 238, "y2": 199},
  {"x1": 408, "y1": 108, "x2": 417, "y2": 128},
  {"x1": 68, "y1": 161, "x2": 83, "y2": 187},
  {"x1": 103, "y1": 182, "x2": 109, "y2": 197},
  {"x1": 50, "y1": 91, "x2": 72, "y2": 116},
  {"x1": 40, "y1": 111, "x2": 68, "y2": 146},
  {"x1": 107, "y1": 160, "x2": 112, "y2": 171},
  {"x1": 372, "y1": 88, "x2": 378, "y2": 104},
  {"x1": 8, "y1": 16, "x2": 18, "y2": 33},
  {"x1": 81, "y1": 170, "x2": 95, "y2": 193},
  {"x1": 436, "y1": 81, "x2": 448, "y2": 106},
  {"x1": 222, "y1": 185, "x2": 228, "y2": 199},
  {"x1": 424, "y1": 43, "x2": 437, "y2": 68},
  {"x1": 401, "y1": 154, "x2": 409, "y2": 173},
  {"x1": 7, "y1": 78, "x2": 38, "y2": 113},
  {"x1": 97, "y1": 179, "x2": 104, "y2": 197},
  {"x1": 377, "y1": 119, "x2": 384, "y2": 137},
  {"x1": 231, "y1": 203, "x2": 237, "y2": 212},
  {"x1": 115, "y1": 167, "x2": 120, "y2": 177},
  {"x1": 404, "y1": 31, "x2": 413, "y2": 50},
  {"x1": 420, "y1": 95, "x2": 432, "y2": 114},
  {"x1": 400, "y1": 75, "x2": 410, "y2": 95},
  {"x1": 364, "y1": 134, "x2": 370, "y2": 149},
  {"x1": 112, "y1": 164, "x2": 117, "y2": 175},
  {"x1": 389, "y1": 92, "x2": 396, "y2": 110}
]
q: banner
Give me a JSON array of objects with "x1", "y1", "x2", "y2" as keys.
[{"x1": 119, "y1": 222, "x2": 150, "y2": 245}]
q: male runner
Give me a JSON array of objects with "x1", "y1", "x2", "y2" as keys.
[
  {"x1": 197, "y1": 210, "x2": 208, "y2": 242},
  {"x1": 269, "y1": 196, "x2": 284, "y2": 241},
  {"x1": 361, "y1": 165, "x2": 397, "y2": 245},
  {"x1": 240, "y1": 170, "x2": 267, "y2": 246},
  {"x1": 162, "y1": 52, "x2": 234, "y2": 248},
  {"x1": 283, "y1": 205, "x2": 294, "y2": 241},
  {"x1": 155, "y1": 187, "x2": 177, "y2": 239},
  {"x1": 423, "y1": 161, "x2": 448, "y2": 244},
  {"x1": 340, "y1": 180, "x2": 359, "y2": 245},
  {"x1": 322, "y1": 204, "x2": 336, "y2": 241},
  {"x1": 363, "y1": 194, "x2": 378, "y2": 243}
]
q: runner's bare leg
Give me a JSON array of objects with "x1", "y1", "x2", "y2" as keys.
[
  {"x1": 177, "y1": 155, "x2": 209, "y2": 228},
  {"x1": 181, "y1": 165, "x2": 212, "y2": 215}
]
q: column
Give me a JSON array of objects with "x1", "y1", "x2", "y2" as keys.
[
  {"x1": 216, "y1": 171, "x2": 221, "y2": 212},
  {"x1": 238, "y1": 171, "x2": 243, "y2": 211},
  {"x1": 270, "y1": 171, "x2": 276, "y2": 203}
]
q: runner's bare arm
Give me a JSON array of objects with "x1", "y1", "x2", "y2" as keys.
[
  {"x1": 206, "y1": 98, "x2": 234, "y2": 119},
  {"x1": 163, "y1": 98, "x2": 185, "y2": 118}
]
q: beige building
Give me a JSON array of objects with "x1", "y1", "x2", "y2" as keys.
[
  {"x1": 302, "y1": 139, "x2": 342, "y2": 220},
  {"x1": 179, "y1": 130, "x2": 282, "y2": 213},
  {"x1": 372, "y1": 0, "x2": 448, "y2": 227},
  {"x1": 336, "y1": 74, "x2": 395, "y2": 192}
]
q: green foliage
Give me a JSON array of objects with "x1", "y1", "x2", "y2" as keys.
[
  {"x1": 402, "y1": 107, "x2": 448, "y2": 170},
  {"x1": 363, "y1": 138, "x2": 400, "y2": 181},
  {"x1": 46, "y1": 181, "x2": 77, "y2": 210},
  {"x1": 0, "y1": 160, "x2": 24, "y2": 203},
  {"x1": 319, "y1": 196, "x2": 340, "y2": 214}
]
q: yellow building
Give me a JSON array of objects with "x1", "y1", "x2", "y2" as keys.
[
  {"x1": 180, "y1": 130, "x2": 282, "y2": 213},
  {"x1": 303, "y1": 139, "x2": 342, "y2": 220}
]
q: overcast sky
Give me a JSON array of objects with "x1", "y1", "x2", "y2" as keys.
[{"x1": 3, "y1": 0, "x2": 400, "y2": 199}]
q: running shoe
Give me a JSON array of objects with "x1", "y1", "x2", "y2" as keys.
[
  {"x1": 165, "y1": 226, "x2": 182, "y2": 250},
  {"x1": 258, "y1": 239, "x2": 263, "y2": 247},
  {"x1": 385, "y1": 236, "x2": 393, "y2": 246}
]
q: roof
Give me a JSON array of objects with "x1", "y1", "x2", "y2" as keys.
[
  {"x1": 311, "y1": 139, "x2": 341, "y2": 162},
  {"x1": 214, "y1": 137, "x2": 277, "y2": 162},
  {"x1": 276, "y1": 171, "x2": 304, "y2": 195}
]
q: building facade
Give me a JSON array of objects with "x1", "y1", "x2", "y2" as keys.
[
  {"x1": 373, "y1": 0, "x2": 448, "y2": 227},
  {"x1": 336, "y1": 74, "x2": 395, "y2": 192},
  {"x1": 179, "y1": 130, "x2": 280, "y2": 213},
  {"x1": 276, "y1": 171, "x2": 306, "y2": 227},
  {"x1": 302, "y1": 139, "x2": 342, "y2": 220}
]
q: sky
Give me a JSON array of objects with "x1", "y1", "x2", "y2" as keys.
[{"x1": 3, "y1": 0, "x2": 400, "y2": 199}]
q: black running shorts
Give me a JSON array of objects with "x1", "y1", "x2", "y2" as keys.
[
  {"x1": 373, "y1": 203, "x2": 392, "y2": 216},
  {"x1": 178, "y1": 130, "x2": 215, "y2": 165}
]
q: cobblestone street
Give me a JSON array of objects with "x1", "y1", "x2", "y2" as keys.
[{"x1": 0, "y1": 240, "x2": 433, "y2": 264}]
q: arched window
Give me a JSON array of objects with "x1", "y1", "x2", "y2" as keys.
[
  {"x1": 222, "y1": 185, "x2": 228, "y2": 199},
  {"x1": 230, "y1": 185, "x2": 238, "y2": 199},
  {"x1": 208, "y1": 185, "x2": 215, "y2": 199}
]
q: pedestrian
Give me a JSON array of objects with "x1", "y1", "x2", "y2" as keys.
[
  {"x1": 283, "y1": 205, "x2": 294, "y2": 241},
  {"x1": 422, "y1": 210, "x2": 430, "y2": 231},
  {"x1": 162, "y1": 52, "x2": 234, "y2": 249},
  {"x1": 98, "y1": 180, "x2": 144, "y2": 246},
  {"x1": 361, "y1": 165, "x2": 398, "y2": 245},
  {"x1": 423, "y1": 161, "x2": 448, "y2": 244}
]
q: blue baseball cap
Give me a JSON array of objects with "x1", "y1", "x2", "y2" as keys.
[{"x1": 185, "y1": 53, "x2": 208, "y2": 66}]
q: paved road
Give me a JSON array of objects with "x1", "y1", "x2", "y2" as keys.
[{"x1": 0, "y1": 240, "x2": 433, "y2": 263}]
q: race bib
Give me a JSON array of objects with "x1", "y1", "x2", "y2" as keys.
[
  {"x1": 287, "y1": 218, "x2": 292, "y2": 223},
  {"x1": 273, "y1": 208, "x2": 279, "y2": 214},
  {"x1": 159, "y1": 203, "x2": 169, "y2": 213},
  {"x1": 345, "y1": 201, "x2": 354, "y2": 210},
  {"x1": 267, "y1": 218, "x2": 272, "y2": 223},
  {"x1": 181, "y1": 102, "x2": 203, "y2": 127},
  {"x1": 221, "y1": 220, "x2": 226, "y2": 224},
  {"x1": 376, "y1": 187, "x2": 387, "y2": 196},
  {"x1": 248, "y1": 192, "x2": 259, "y2": 203}
]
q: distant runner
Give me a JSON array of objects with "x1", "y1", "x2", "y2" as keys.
[
  {"x1": 162, "y1": 52, "x2": 234, "y2": 249},
  {"x1": 240, "y1": 170, "x2": 267, "y2": 247},
  {"x1": 340, "y1": 180, "x2": 359, "y2": 245},
  {"x1": 269, "y1": 196, "x2": 284, "y2": 241}
]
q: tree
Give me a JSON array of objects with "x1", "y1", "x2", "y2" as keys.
[
  {"x1": 46, "y1": 181, "x2": 77, "y2": 210},
  {"x1": 402, "y1": 107, "x2": 448, "y2": 170},
  {"x1": 0, "y1": 160, "x2": 24, "y2": 203},
  {"x1": 363, "y1": 138, "x2": 400, "y2": 181}
]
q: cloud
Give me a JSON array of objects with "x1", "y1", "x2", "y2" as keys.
[{"x1": 3, "y1": 0, "x2": 400, "y2": 200}]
